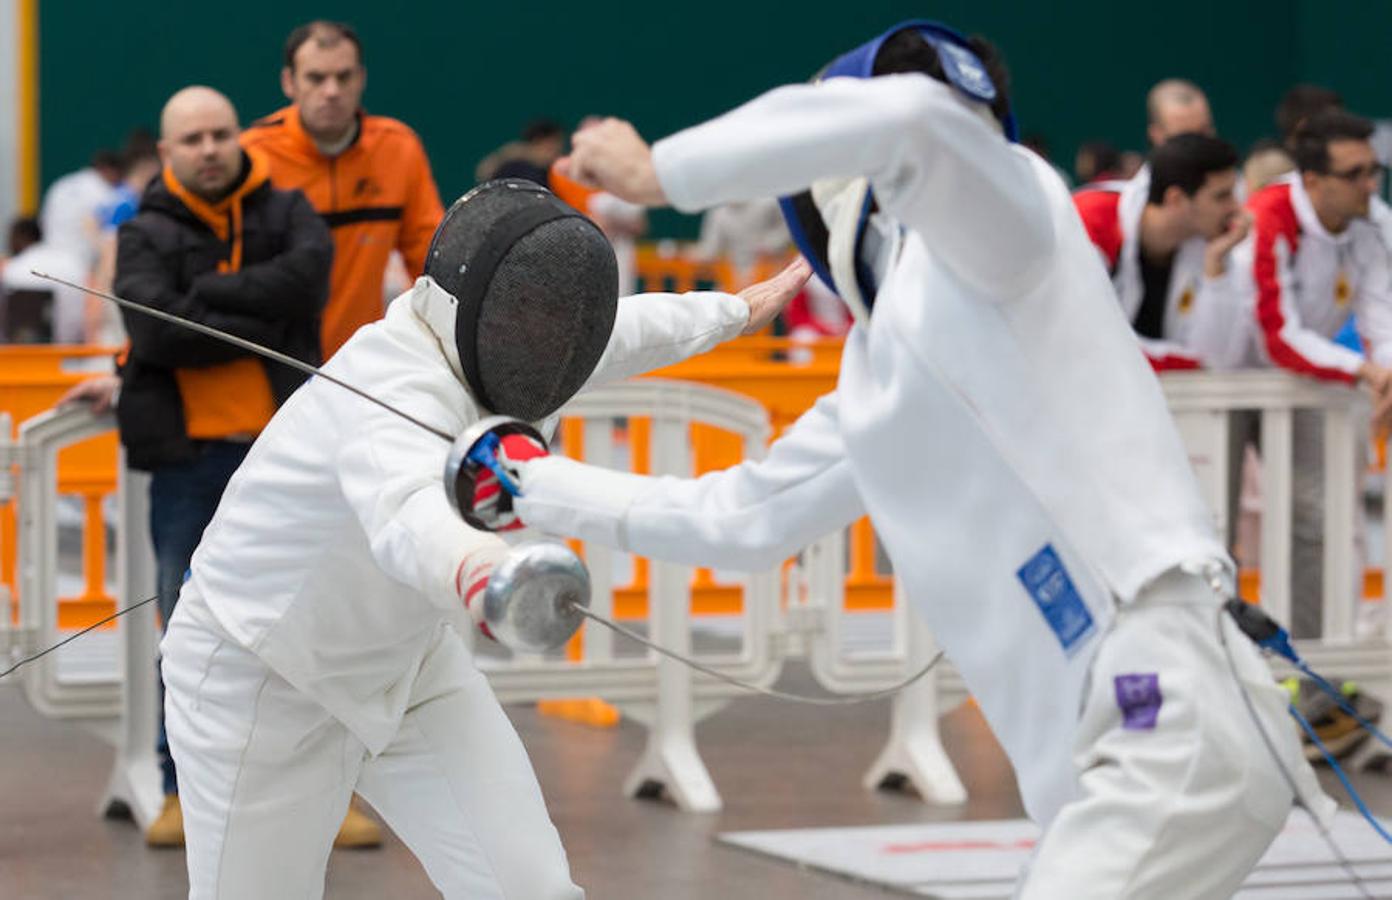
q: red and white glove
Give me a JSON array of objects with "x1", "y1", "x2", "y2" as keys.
[
  {"x1": 454, "y1": 544, "x2": 508, "y2": 641},
  {"x1": 466, "y1": 431, "x2": 550, "y2": 532}
]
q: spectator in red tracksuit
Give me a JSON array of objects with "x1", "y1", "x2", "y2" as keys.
[
  {"x1": 1236, "y1": 108, "x2": 1392, "y2": 638},
  {"x1": 1074, "y1": 133, "x2": 1251, "y2": 370}
]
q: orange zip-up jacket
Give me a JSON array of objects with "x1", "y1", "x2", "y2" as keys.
[
  {"x1": 242, "y1": 105, "x2": 444, "y2": 356},
  {"x1": 160, "y1": 154, "x2": 278, "y2": 438}
]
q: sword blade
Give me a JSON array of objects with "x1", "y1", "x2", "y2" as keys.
[{"x1": 31, "y1": 270, "x2": 453, "y2": 442}]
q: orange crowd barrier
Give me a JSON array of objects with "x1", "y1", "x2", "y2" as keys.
[
  {"x1": 0, "y1": 345, "x2": 119, "y2": 629},
  {"x1": 629, "y1": 247, "x2": 894, "y2": 615},
  {"x1": 634, "y1": 245, "x2": 791, "y2": 298},
  {"x1": 14, "y1": 250, "x2": 1377, "y2": 647},
  {"x1": 1237, "y1": 568, "x2": 1381, "y2": 605}
]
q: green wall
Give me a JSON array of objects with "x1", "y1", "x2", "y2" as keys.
[{"x1": 37, "y1": 2, "x2": 1392, "y2": 236}]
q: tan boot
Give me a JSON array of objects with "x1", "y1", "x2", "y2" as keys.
[
  {"x1": 334, "y1": 795, "x2": 382, "y2": 849},
  {"x1": 145, "y1": 794, "x2": 184, "y2": 848}
]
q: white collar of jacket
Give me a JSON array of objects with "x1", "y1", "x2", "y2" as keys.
[
  {"x1": 812, "y1": 176, "x2": 905, "y2": 327},
  {"x1": 406, "y1": 276, "x2": 467, "y2": 385},
  {"x1": 1110, "y1": 173, "x2": 1149, "y2": 291},
  {"x1": 1283, "y1": 171, "x2": 1360, "y2": 245},
  {"x1": 1117, "y1": 173, "x2": 1148, "y2": 258}
]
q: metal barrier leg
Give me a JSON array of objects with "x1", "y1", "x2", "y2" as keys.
[
  {"x1": 1322, "y1": 405, "x2": 1358, "y2": 643},
  {"x1": 621, "y1": 419, "x2": 722, "y2": 811},
  {"x1": 622, "y1": 560, "x2": 722, "y2": 812},
  {"x1": 862, "y1": 601, "x2": 966, "y2": 804},
  {"x1": 1260, "y1": 408, "x2": 1294, "y2": 628},
  {"x1": 99, "y1": 465, "x2": 162, "y2": 829}
]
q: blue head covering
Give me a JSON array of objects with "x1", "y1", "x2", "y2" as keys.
[{"x1": 779, "y1": 21, "x2": 1017, "y2": 316}]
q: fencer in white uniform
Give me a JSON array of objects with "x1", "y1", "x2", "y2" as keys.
[
  {"x1": 466, "y1": 23, "x2": 1334, "y2": 899},
  {"x1": 159, "y1": 179, "x2": 809, "y2": 899}
]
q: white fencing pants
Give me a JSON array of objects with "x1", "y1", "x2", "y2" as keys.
[
  {"x1": 1018, "y1": 569, "x2": 1330, "y2": 900},
  {"x1": 162, "y1": 602, "x2": 583, "y2": 900}
]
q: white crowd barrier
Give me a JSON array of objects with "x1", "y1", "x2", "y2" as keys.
[
  {"x1": 1162, "y1": 371, "x2": 1392, "y2": 774},
  {"x1": 3, "y1": 371, "x2": 1389, "y2": 825},
  {"x1": 2, "y1": 404, "x2": 162, "y2": 828}
]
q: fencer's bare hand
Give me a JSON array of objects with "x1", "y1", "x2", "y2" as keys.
[
  {"x1": 57, "y1": 374, "x2": 119, "y2": 414},
  {"x1": 738, "y1": 257, "x2": 813, "y2": 336},
  {"x1": 557, "y1": 119, "x2": 668, "y2": 207},
  {"x1": 1203, "y1": 212, "x2": 1251, "y2": 278}
]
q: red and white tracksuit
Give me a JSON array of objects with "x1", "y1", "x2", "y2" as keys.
[
  {"x1": 1074, "y1": 176, "x2": 1252, "y2": 371},
  {"x1": 1239, "y1": 175, "x2": 1392, "y2": 380}
]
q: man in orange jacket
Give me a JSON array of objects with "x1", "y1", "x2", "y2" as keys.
[{"x1": 243, "y1": 20, "x2": 444, "y2": 359}]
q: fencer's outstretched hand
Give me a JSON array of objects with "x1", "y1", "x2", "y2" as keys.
[
  {"x1": 57, "y1": 374, "x2": 120, "y2": 414},
  {"x1": 556, "y1": 118, "x2": 668, "y2": 207},
  {"x1": 738, "y1": 257, "x2": 813, "y2": 336}
]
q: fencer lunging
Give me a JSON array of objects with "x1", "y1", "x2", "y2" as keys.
[
  {"x1": 459, "y1": 23, "x2": 1334, "y2": 900},
  {"x1": 159, "y1": 178, "x2": 809, "y2": 899}
]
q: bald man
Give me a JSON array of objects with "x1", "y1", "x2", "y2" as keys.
[
  {"x1": 110, "y1": 84, "x2": 332, "y2": 846},
  {"x1": 1146, "y1": 79, "x2": 1216, "y2": 147},
  {"x1": 1102, "y1": 81, "x2": 1221, "y2": 205}
]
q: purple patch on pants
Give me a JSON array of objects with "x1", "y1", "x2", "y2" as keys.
[{"x1": 1114, "y1": 673, "x2": 1162, "y2": 730}]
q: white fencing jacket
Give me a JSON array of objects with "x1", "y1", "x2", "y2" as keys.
[
  {"x1": 1073, "y1": 175, "x2": 1253, "y2": 370},
  {"x1": 178, "y1": 277, "x2": 751, "y2": 754},
  {"x1": 516, "y1": 74, "x2": 1228, "y2": 825}
]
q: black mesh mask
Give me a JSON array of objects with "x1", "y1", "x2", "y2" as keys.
[{"x1": 425, "y1": 179, "x2": 619, "y2": 421}]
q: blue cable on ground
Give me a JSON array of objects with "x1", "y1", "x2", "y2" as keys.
[
  {"x1": 1289, "y1": 702, "x2": 1392, "y2": 845},
  {"x1": 1225, "y1": 598, "x2": 1392, "y2": 845}
]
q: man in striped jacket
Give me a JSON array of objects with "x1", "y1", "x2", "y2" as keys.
[{"x1": 1238, "y1": 108, "x2": 1392, "y2": 637}]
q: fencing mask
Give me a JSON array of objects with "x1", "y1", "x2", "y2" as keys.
[
  {"x1": 425, "y1": 179, "x2": 619, "y2": 422},
  {"x1": 778, "y1": 20, "x2": 1017, "y2": 325}
]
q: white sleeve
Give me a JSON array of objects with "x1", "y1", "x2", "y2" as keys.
[
  {"x1": 652, "y1": 74, "x2": 1056, "y2": 297},
  {"x1": 583, "y1": 291, "x2": 749, "y2": 387},
  {"x1": 691, "y1": 208, "x2": 725, "y2": 261},
  {"x1": 1354, "y1": 229, "x2": 1392, "y2": 368},
  {"x1": 335, "y1": 394, "x2": 505, "y2": 613},
  {"x1": 516, "y1": 391, "x2": 866, "y2": 571}
]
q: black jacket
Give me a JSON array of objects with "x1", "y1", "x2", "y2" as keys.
[{"x1": 114, "y1": 154, "x2": 332, "y2": 469}]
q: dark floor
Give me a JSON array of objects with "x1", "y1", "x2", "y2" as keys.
[{"x1": 2, "y1": 665, "x2": 1390, "y2": 899}]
